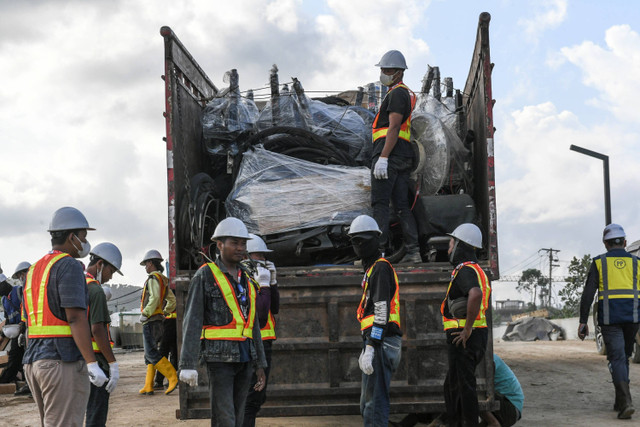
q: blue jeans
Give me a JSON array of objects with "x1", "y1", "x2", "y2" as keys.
[
  {"x1": 601, "y1": 323, "x2": 640, "y2": 384},
  {"x1": 207, "y1": 361, "x2": 254, "y2": 427},
  {"x1": 85, "y1": 363, "x2": 109, "y2": 427},
  {"x1": 142, "y1": 320, "x2": 164, "y2": 365},
  {"x1": 360, "y1": 335, "x2": 402, "y2": 427}
]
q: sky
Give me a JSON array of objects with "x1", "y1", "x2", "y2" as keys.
[{"x1": 1, "y1": 0, "x2": 639, "y2": 309}]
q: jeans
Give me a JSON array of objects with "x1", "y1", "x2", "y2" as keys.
[
  {"x1": 207, "y1": 361, "x2": 254, "y2": 427},
  {"x1": 86, "y1": 364, "x2": 110, "y2": 427},
  {"x1": 371, "y1": 155, "x2": 419, "y2": 252},
  {"x1": 243, "y1": 340, "x2": 272, "y2": 427},
  {"x1": 155, "y1": 317, "x2": 178, "y2": 384},
  {"x1": 143, "y1": 320, "x2": 164, "y2": 365},
  {"x1": 444, "y1": 328, "x2": 488, "y2": 427},
  {"x1": 601, "y1": 323, "x2": 640, "y2": 384},
  {"x1": 360, "y1": 335, "x2": 402, "y2": 427}
]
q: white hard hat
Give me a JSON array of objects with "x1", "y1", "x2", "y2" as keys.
[
  {"x1": 375, "y1": 50, "x2": 408, "y2": 69},
  {"x1": 603, "y1": 223, "x2": 625, "y2": 241},
  {"x1": 13, "y1": 261, "x2": 31, "y2": 276},
  {"x1": 348, "y1": 215, "x2": 382, "y2": 236},
  {"x1": 211, "y1": 217, "x2": 251, "y2": 241},
  {"x1": 48, "y1": 207, "x2": 95, "y2": 232},
  {"x1": 247, "y1": 233, "x2": 272, "y2": 253},
  {"x1": 140, "y1": 249, "x2": 163, "y2": 265},
  {"x1": 2, "y1": 324, "x2": 20, "y2": 339},
  {"x1": 448, "y1": 223, "x2": 482, "y2": 249},
  {"x1": 91, "y1": 242, "x2": 123, "y2": 275}
]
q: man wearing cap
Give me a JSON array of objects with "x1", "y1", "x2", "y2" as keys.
[
  {"x1": 22, "y1": 207, "x2": 108, "y2": 426},
  {"x1": 371, "y1": 50, "x2": 420, "y2": 264},
  {"x1": 349, "y1": 215, "x2": 402, "y2": 427},
  {"x1": 84, "y1": 242, "x2": 123, "y2": 427},
  {"x1": 179, "y1": 217, "x2": 267, "y2": 427},
  {"x1": 0, "y1": 262, "x2": 30, "y2": 386},
  {"x1": 579, "y1": 223, "x2": 639, "y2": 419},
  {"x1": 138, "y1": 249, "x2": 178, "y2": 395}
]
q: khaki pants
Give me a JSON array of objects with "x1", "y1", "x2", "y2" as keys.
[{"x1": 25, "y1": 359, "x2": 90, "y2": 427}]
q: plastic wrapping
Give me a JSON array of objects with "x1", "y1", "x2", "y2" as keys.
[
  {"x1": 202, "y1": 95, "x2": 259, "y2": 142},
  {"x1": 308, "y1": 99, "x2": 370, "y2": 158},
  {"x1": 256, "y1": 89, "x2": 311, "y2": 130},
  {"x1": 415, "y1": 93, "x2": 458, "y2": 133},
  {"x1": 226, "y1": 147, "x2": 371, "y2": 235}
]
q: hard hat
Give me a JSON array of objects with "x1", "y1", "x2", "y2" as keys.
[
  {"x1": 603, "y1": 223, "x2": 625, "y2": 241},
  {"x1": 348, "y1": 215, "x2": 382, "y2": 236},
  {"x1": 375, "y1": 50, "x2": 408, "y2": 69},
  {"x1": 247, "y1": 233, "x2": 272, "y2": 253},
  {"x1": 91, "y1": 242, "x2": 123, "y2": 275},
  {"x1": 211, "y1": 217, "x2": 251, "y2": 241},
  {"x1": 13, "y1": 261, "x2": 31, "y2": 276},
  {"x1": 47, "y1": 207, "x2": 95, "y2": 232},
  {"x1": 2, "y1": 324, "x2": 20, "y2": 339},
  {"x1": 140, "y1": 249, "x2": 163, "y2": 265},
  {"x1": 448, "y1": 223, "x2": 482, "y2": 249}
]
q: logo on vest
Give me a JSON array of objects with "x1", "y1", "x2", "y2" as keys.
[{"x1": 614, "y1": 259, "x2": 626, "y2": 269}]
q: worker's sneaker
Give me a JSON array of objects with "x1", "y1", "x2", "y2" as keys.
[
  {"x1": 399, "y1": 251, "x2": 422, "y2": 264},
  {"x1": 618, "y1": 405, "x2": 635, "y2": 419},
  {"x1": 14, "y1": 384, "x2": 31, "y2": 397}
]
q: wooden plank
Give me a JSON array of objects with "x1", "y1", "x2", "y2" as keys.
[{"x1": 0, "y1": 383, "x2": 16, "y2": 394}]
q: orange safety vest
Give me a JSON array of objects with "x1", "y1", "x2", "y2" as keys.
[
  {"x1": 372, "y1": 82, "x2": 417, "y2": 143},
  {"x1": 23, "y1": 251, "x2": 74, "y2": 338},
  {"x1": 201, "y1": 263, "x2": 257, "y2": 341},
  {"x1": 440, "y1": 262, "x2": 491, "y2": 330},
  {"x1": 260, "y1": 312, "x2": 276, "y2": 341},
  {"x1": 356, "y1": 258, "x2": 401, "y2": 331},
  {"x1": 140, "y1": 271, "x2": 168, "y2": 317},
  {"x1": 85, "y1": 274, "x2": 114, "y2": 352}
]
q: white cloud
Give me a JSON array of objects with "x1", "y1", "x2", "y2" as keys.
[
  {"x1": 518, "y1": 0, "x2": 567, "y2": 42},
  {"x1": 266, "y1": 0, "x2": 302, "y2": 33}
]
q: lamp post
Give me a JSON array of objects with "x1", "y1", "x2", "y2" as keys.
[{"x1": 569, "y1": 144, "x2": 611, "y2": 225}]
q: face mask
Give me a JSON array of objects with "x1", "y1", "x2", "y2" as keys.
[
  {"x1": 72, "y1": 234, "x2": 91, "y2": 258},
  {"x1": 449, "y1": 239, "x2": 459, "y2": 264},
  {"x1": 379, "y1": 71, "x2": 397, "y2": 87},
  {"x1": 352, "y1": 234, "x2": 379, "y2": 260},
  {"x1": 97, "y1": 264, "x2": 103, "y2": 284},
  {"x1": 102, "y1": 285, "x2": 112, "y2": 301}
]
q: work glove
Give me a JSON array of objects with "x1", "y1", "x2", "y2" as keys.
[
  {"x1": 139, "y1": 315, "x2": 148, "y2": 323},
  {"x1": 105, "y1": 362, "x2": 119, "y2": 393},
  {"x1": 87, "y1": 362, "x2": 108, "y2": 387},
  {"x1": 179, "y1": 369, "x2": 198, "y2": 387},
  {"x1": 358, "y1": 345, "x2": 375, "y2": 375},
  {"x1": 18, "y1": 333, "x2": 25, "y2": 348},
  {"x1": 265, "y1": 261, "x2": 277, "y2": 285},
  {"x1": 373, "y1": 157, "x2": 388, "y2": 180}
]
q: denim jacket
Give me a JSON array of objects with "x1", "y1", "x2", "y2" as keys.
[{"x1": 179, "y1": 257, "x2": 267, "y2": 370}]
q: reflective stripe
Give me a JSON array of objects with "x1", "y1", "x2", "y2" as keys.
[
  {"x1": 635, "y1": 257, "x2": 639, "y2": 323},
  {"x1": 141, "y1": 272, "x2": 168, "y2": 317},
  {"x1": 602, "y1": 256, "x2": 610, "y2": 324},
  {"x1": 260, "y1": 312, "x2": 276, "y2": 340},
  {"x1": 86, "y1": 274, "x2": 115, "y2": 353},
  {"x1": 440, "y1": 262, "x2": 491, "y2": 331},
  {"x1": 372, "y1": 83, "x2": 417, "y2": 143},
  {"x1": 356, "y1": 258, "x2": 401, "y2": 331},
  {"x1": 596, "y1": 254, "x2": 640, "y2": 324},
  {"x1": 165, "y1": 311, "x2": 177, "y2": 319},
  {"x1": 201, "y1": 263, "x2": 256, "y2": 341}
]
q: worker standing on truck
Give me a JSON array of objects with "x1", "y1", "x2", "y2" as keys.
[
  {"x1": 138, "y1": 249, "x2": 178, "y2": 395},
  {"x1": 578, "y1": 223, "x2": 638, "y2": 420},
  {"x1": 349, "y1": 215, "x2": 402, "y2": 426},
  {"x1": 179, "y1": 217, "x2": 267, "y2": 427},
  {"x1": 0, "y1": 262, "x2": 30, "y2": 387},
  {"x1": 84, "y1": 242, "x2": 123, "y2": 427},
  {"x1": 371, "y1": 49, "x2": 420, "y2": 264},
  {"x1": 441, "y1": 223, "x2": 491, "y2": 427},
  {"x1": 242, "y1": 233, "x2": 280, "y2": 427},
  {"x1": 22, "y1": 207, "x2": 108, "y2": 426}
]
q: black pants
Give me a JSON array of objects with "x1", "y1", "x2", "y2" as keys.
[
  {"x1": 371, "y1": 155, "x2": 419, "y2": 251},
  {"x1": 243, "y1": 340, "x2": 272, "y2": 427},
  {"x1": 0, "y1": 338, "x2": 24, "y2": 384},
  {"x1": 491, "y1": 393, "x2": 520, "y2": 427},
  {"x1": 85, "y1": 363, "x2": 110, "y2": 427},
  {"x1": 207, "y1": 361, "x2": 254, "y2": 427},
  {"x1": 444, "y1": 328, "x2": 488, "y2": 427},
  {"x1": 155, "y1": 317, "x2": 177, "y2": 384}
]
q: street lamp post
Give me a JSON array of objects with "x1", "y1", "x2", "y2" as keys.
[{"x1": 569, "y1": 144, "x2": 611, "y2": 225}]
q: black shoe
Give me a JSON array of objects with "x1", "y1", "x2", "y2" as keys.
[
  {"x1": 153, "y1": 382, "x2": 165, "y2": 390},
  {"x1": 399, "y1": 251, "x2": 422, "y2": 264},
  {"x1": 14, "y1": 384, "x2": 31, "y2": 397}
]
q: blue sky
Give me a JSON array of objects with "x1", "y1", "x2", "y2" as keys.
[{"x1": 1, "y1": 0, "x2": 639, "y2": 307}]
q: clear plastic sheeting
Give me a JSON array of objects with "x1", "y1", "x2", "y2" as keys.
[
  {"x1": 256, "y1": 90, "x2": 311, "y2": 130},
  {"x1": 415, "y1": 94, "x2": 458, "y2": 134},
  {"x1": 201, "y1": 94, "x2": 259, "y2": 142},
  {"x1": 226, "y1": 147, "x2": 372, "y2": 235},
  {"x1": 308, "y1": 99, "x2": 370, "y2": 158}
]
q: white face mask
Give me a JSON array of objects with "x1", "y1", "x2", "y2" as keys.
[
  {"x1": 97, "y1": 264, "x2": 103, "y2": 284},
  {"x1": 379, "y1": 70, "x2": 398, "y2": 87},
  {"x1": 72, "y1": 234, "x2": 91, "y2": 258}
]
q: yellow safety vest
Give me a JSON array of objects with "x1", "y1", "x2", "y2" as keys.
[
  {"x1": 140, "y1": 271, "x2": 168, "y2": 317},
  {"x1": 372, "y1": 83, "x2": 417, "y2": 143},
  {"x1": 201, "y1": 263, "x2": 257, "y2": 341},
  {"x1": 441, "y1": 262, "x2": 491, "y2": 330},
  {"x1": 165, "y1": 311, "x2": 177, "y2": 319},
  {"x1": 595, "y1": 254, "x2": 639, "y2": 324},
  {"x1": 85, "y1": 274, "x2": 114, "y2": 353},
  {"x1": 357, "y1": 258, "x2": 401, "y2": 330},
  {"x1": 260, "y1": 312, "x2": 276, "y2": 341}
]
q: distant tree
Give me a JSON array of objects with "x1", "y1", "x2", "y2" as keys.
[
  {"x1": 517, "y1": 268, "x2": 547, "y2": 307},
  {"x1": 558, "y1": 254, "x2": 592, "y2": 317}
]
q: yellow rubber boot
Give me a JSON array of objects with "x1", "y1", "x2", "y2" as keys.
[
  {"x1": 139, "y1": 364, "x2": 156, "y2": 395},
  {"x1": 154, "y1": 357, "x2": 178, "y2": 395}
]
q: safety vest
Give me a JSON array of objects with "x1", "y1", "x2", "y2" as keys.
[
  {"x1": 165, "y1": 311, "x2": 177, "y2": 319},
  {"x1": 595, "y1": 253, "x2": 640, "y2": 325},
  {"x1": 201, "y1": 263, "x2": 257, "y2": 341},
  {"x1": 260, "y1": 312, "x2": 276, "y2": 341},
  {"x1": 85, "y1": 274, "x2": 114, "y2": 353},
  {"x1": 441, "y1": 261, "x2": 491, "y2": 331},
  {"x1": 140, "y1": 271, "x2": 168, "y2": 317},
  {"x1": 372, "y1": 83, "x2": 417, "y2": 143},
  {"x1": 2, "y1": 285, "x2": 23, "y2": 325},
  {"x1": 357, "y1": 258, "x2": 401, "y2": 331},
  {"x1": 23, "y1": 251, "x2": 73, "y2": 338}
]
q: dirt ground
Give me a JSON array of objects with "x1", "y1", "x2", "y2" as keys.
[{"x1": 1, "y1": 340, "x2": 638, "y2": 426}]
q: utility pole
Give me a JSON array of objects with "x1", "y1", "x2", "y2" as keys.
[{"x1": 540, "y1": 248, "x2": 561, "y2": 307}]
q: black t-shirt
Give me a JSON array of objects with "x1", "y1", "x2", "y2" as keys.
[
  {"x1": 443, "y1": 266, "x2": 481, "y2": 318},
  {"x1": 372, "y1": 85, "x2": 414, "y2": 159}
]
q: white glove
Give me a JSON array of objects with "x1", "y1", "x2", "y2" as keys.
[
  {"x1": 373, "y1": 157, "x2": 388, "y2": 180},
  {"x1": 139, "y1": 315, "x2": 148, "y2": 323},
  {"x1": 180, "y1": 369, "x2": 198, "y2": 387},
  {"x1": 265, "y1": 261, "x2": 277, "y2": 285},
  {"x1": 358, "y1": 345, "x2": 375, "y2": 375},
  {"x1": 105, "y1": 362, "x2": 119, "y2": 393},
  {"x1": 87, "y1": 362, "x2": 108, "y2": 387},
  {"x1": 18, "y1": 333, "x2": 25, "y2": 348}
]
